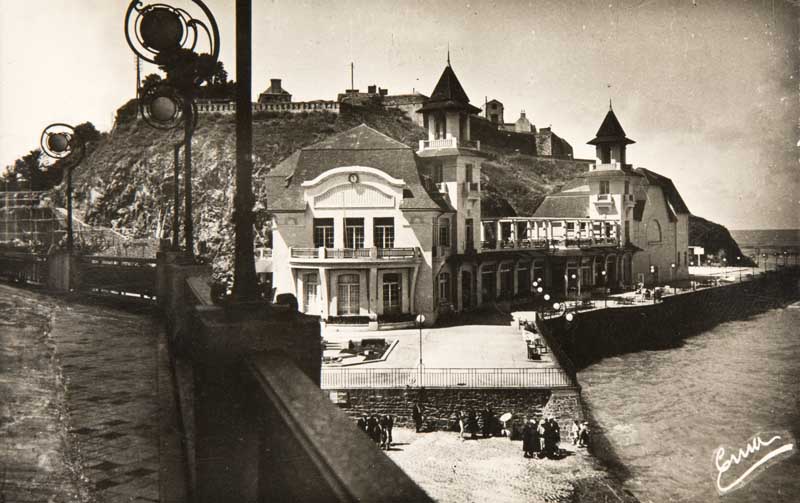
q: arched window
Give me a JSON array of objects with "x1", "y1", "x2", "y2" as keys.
[{"x1": 647, "y1": 219, "x2": 662, "y2": 243}]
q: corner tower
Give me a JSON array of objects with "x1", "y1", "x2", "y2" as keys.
[{"x1": 416, "y1": 57, "x2": 487, "y2": 262}]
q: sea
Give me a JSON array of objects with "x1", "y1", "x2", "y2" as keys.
[{"x1": 580, "y1": 229, "x2": 800, "y2": 503}]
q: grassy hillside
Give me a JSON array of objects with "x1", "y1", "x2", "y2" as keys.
[{"x1": 65, "y1": 103, "x2": 748, "y2": 276}]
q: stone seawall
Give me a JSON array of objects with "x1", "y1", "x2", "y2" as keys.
[
  {"x1": 541, "y1": 270, "x2": 800, "y2": 371},
  {"x1": 329, "y1": 387, "x2": 585, "y2": 432}
]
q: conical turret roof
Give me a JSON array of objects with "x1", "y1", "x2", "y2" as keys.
[
  {"x1": 587, "y1": 107, "x2": 635, "y2": 145},
  {"x1": 418, "y1": 64, "x2": 481, "y2": 114}
]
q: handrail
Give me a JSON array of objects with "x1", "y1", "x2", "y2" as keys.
[{"x1": 247, "y1": 353, "x2": 432, "y2": 502}]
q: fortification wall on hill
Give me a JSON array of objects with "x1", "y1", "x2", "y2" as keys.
[{"x1": 195, "y1": 101, "x2": 341, "y2": 114}]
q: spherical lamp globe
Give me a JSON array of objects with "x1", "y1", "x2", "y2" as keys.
[
  {"x1": 565, "y1": 313, "x2": 574, "y2": 322},
  {"x1": 544, "y1": 294, "x2": 550, "y2": 301},
  {"x1": 150, "y1": 96, "x2": 178, "y2": 123},
  {"x1": 537, "y1": 287, "x2": 543, "y2": 293},
  {"x1": 47, "y1": 133, "x2": 69, "y2": 153},
  {"x1": 553, "y1": 302, "x2": 560, "y2": 310},
  {"x1": 139, "y1": 7, "x2": 184, "y2": 52}
]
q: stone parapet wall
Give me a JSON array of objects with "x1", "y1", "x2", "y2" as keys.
[
  {"x1": 330, "y1": 387, "x2": 552, "y2": 431},
  {"x1": 195, "y1": 101, "x2": 341, "y2": 115}
]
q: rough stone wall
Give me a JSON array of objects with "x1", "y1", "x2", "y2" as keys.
[
  {"x1": 470, "y1": 116, "x2": 537, "y2": 155},
  {"x1": 330, "y1": 388, "x2": 551, "y2": 431}
]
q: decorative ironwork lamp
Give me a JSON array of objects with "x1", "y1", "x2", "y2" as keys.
[{"x1": 40, "y1": 123, "x2": 85, "y2": 253}]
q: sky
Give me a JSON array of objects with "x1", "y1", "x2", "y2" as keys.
[{"x1": 1, "y1": 0, "x2": 798, "y2": 230}]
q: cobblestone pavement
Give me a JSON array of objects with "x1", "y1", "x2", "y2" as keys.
[{"x1": 0, "y1": 284, "x2": 177, "y2": 503}]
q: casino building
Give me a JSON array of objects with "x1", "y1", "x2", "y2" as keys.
[{"x1": 265, "y1": 62, "x2": 690, "y2": 327}]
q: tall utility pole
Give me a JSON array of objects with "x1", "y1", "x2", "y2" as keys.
[
  {"x1": 172, "y1": 143, "x2": 182, "y2": 251},
  {"x1": 350, "y1": 62, "x2": 354, "y2": 90},
  {"x1": 231, "y1": 0, "x2": 258, "y2": 301},
  {"x1": 183, "y1": 93, "x2": 194, "y2": 254}
]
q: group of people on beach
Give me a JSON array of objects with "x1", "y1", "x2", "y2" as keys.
[
  {"x1": 356, "y1": 414, "x2": 394, "y2": 450},
  {"x1": 454, "y1": 408, "x2": 498, "y2": 439},
  {"x1": 522, "y1": 417, "x2": 590, "y2": 458}
]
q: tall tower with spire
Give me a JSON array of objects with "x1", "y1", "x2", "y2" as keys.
[
  {"x1": 585, "y1": 105, "x2": 638, "y2": 242},
  {"x1": 416, "y1": 56, "x2": 487, "y2": 261},
  {"x1": 587, "y1": 102, "x2": 635, "y2": 169}
]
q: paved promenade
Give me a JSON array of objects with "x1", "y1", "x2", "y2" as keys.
[{"x1": 0, "y1": 284, "x2": 183, "y2": 503}]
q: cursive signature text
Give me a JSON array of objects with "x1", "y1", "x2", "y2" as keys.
[{"x1": 714, "y1": 434, "x2": 794, "y2": 494}]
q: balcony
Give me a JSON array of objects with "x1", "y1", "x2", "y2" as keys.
[
  {"x1": 418, "y1": 137, "x2": 481, "y2": 152},
  {"x1": 289, "y1": 247, "x2": 420, "y2": 264},
  {"x1": 593, "y1": 193, "x2": 614, "y2": 207},
  {"x1": 463, "y1": 181, "x2": 480, "y2": 198}
]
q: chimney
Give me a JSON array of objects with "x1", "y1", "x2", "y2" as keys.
[
  {"x1": 379, "y1": 88, "x2": 388, "y2": 96},
  {"x1": 520, "y1": 110, "x2": 526, "y2": 119},
  {"x1": 367, "y1": 84, "x2": 377, "y2": 94},
  {"x1": 270, "y1": 78, "x2": 282, "y2": 91}
]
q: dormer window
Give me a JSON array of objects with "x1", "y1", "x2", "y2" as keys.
[{"x1": 600, "y1": 181, "x2": 610, "y2": 194}]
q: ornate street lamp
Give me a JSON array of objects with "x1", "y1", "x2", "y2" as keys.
[
  {"x1": 415, "y1": 314, "x2": 425, "y2": 387},
  {"x1": 40, "y1": 124, "x2": 85, "y2": 252},
  {"x1": 124, "y1": 0, "x2": 220, "y2": 256},
  {"x1": 600, "y1": 269, "x2": 607, "y2": 308}
]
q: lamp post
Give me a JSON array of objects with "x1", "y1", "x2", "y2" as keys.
[
  {"x1": 722, "y1": 257, "x2": 727, "y2": 281},
  {"x1": 600, "y1": 269, "x2": 607, "y2": 308},
  {"x1": 762, "y1": 253, "x2": 768, "y2": 273},
  {"x1": 415, "y1": 314, "x2": 425, "y2": 387},
  {"x1": 570, "y1": 273, "x2": 578, "y2": 311},
  {"x1": 736, "y1": 256, "x2": 742, "y2": 282},
  {"x1": 40, "y1": 124, "x2": 86, "y2": 253},
  {"x1": 124, "y1": 0, "x2": 220, "y2": 257}
]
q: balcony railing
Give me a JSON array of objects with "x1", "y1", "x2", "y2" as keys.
[
  {"x1": 321, "y1": 367, "x2": 573, "y2": 389},
  {"x1": 436, "y1": 182, "x2": 448, "y2": 193},
  {"x1": 418, "y1": 137, "x2": 481, "y2": 151},
  {"x1": 594, "y1": 193, "x2": 614, "y2": 206},
  {"x1": 623, "y1": 193, "x2": 636, "y2": 205},
  {"x1": 480, "y1": 239, "x2": 549, "y2": 251},
  {"x1": 554, "y1": 236, "x2": 619, "y2": 248},
  {"x1": 463, "y1": 181, "x2": 480, "y2": 193},
  {"x1": 290, "y1": 247, "x2": 419, "y2": 260}
]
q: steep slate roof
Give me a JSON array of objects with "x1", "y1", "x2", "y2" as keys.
[
  {"x1": 635, "y1": 168, "x2": 690, "y2": 214},
  {"x1": 533, "y1": 194, "x2": 591, "y2": 218},
  {"x1": 587, "y1": 108, "x2": 635, "y2": 145},
  {"x1": 418, "y1": 65, "x2": 482, "y2": 114},
  {"x1": 264, "y1": 124, "x2": 452, "y2": 212}
]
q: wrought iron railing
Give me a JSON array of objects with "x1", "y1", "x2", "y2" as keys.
[{"x1": 321, "y1": 367, "x2": 573, "y2": 389}]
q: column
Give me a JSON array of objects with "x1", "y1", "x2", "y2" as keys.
[
  {"x1": 496, "y1": 221, "x2": 502, "y2": 245},
  {"x1": 512, "y1": 260, "x2": 519, "y2": 296},
  {"x1": 409, "y1": 264, "x2": 419, "y2": 313},
  {"x1": 496, "y1": 262, "x2": 502, "y2": 299},
  {"x1": 318, "y1": 268, "x2": 329, "y2": 319},
  {"x1": 369, "y1": 267, "x2": 378, "y2": 316}
]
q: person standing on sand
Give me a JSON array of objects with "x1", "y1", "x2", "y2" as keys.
[
  {"x1": 522, "y1": 418, "x2": 534, "y2": 458},
  {"x1": 537, "y1": 419, "x2": 547, "y2": 456},
  {"x1": 412, "y1": 402, "x2": 423, "y2": 432},
  {"x1": 456, "y1": 410, "x2": 466, "y2": 439},
  {"x1": 570, "y1": 420, "x2": 580, "y2": 445}
]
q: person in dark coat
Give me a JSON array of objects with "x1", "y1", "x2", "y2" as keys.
[
  {"x1": 467, "y1": 409, "x2": 478, "y2": 439},
  {"x1": 412, "y1": 402, "x2": 423, "y2": 432},
  {"x1": 379, "y1": 415, "x2": 391, "y2": 450},
  {"x1": 386, "y1": 414, "x2": 394, "y2": 444},
  {"x1": 367, "y1": 414, "x2": 381, "y2": 444},
  {"x1": 522, "y1": 419, "x2": 534, "y2": 457},
  {"x1": 481, "y1": 408, "x2": 494, "y2": 438}
]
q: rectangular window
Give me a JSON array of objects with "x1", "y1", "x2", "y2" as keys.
[
  {"x1": 516, "y1": 222, "x2": 528, "y2": 241},
  {"x1": 304, "y1": 273, "x2": 318, "y2": 314},
  {"x1": 465, "y1": 219, "x2": 474, "y2": 250},
  {"x1": 465, "y1": 164, "x2": 474, "y2": 183},
  {"x1": 624, "y1": 181, "x2": 630, "y2": 194},
  {"x1": 499, "y1": 263, "x2": 513, "y2": 296},
  {"x1": 432, "y1": 163, "x2": 444, "y2": 184},
  {"x1": 337, "y1": 274, "x2": 360, "y2": 315},
  {"x1": 373, "y1": 217, "x2": 395, "y2": 248},
  {"x1": 382, "y1": 273, "x2": 401, "y2": 314},
  {"x1": 600, "y1": 181, "x2": 610, "y2": 194},
  {"x1": 438, "y1": 218, "x2": 451, "y2": 247},
  {"x1": 344, "y1": 218, "x2": 364, "y2": 249},
  {"x1": 313, "y1": 218, "x2": 334, "y2": 248},
  {"x1": 438, "y1": 272, "x2": 450, "y2": 302}
]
